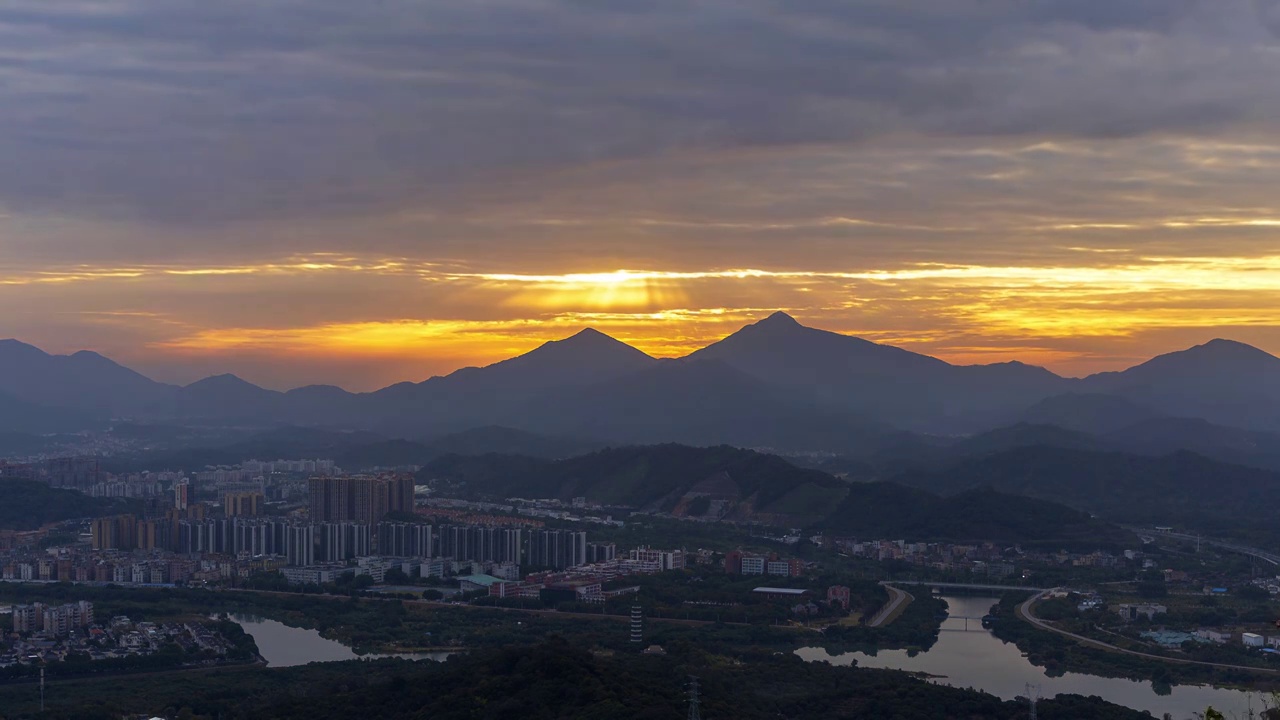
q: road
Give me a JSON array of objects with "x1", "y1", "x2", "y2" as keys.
[
  {"x1": 1134, "y1": 527, "x2": 1280, "y2": 566},
  {"x1": 1017, "y1": 590, "x2": 1280, "y2": 676},
  {"x1": 867, "y1": 584, "x2": 913, "y2": 628},
  {"x1": 884, "y1": 580, "x2": 1048, "y2": 593}
]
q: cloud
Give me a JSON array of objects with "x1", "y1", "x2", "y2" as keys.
[{"x1": 1, "y1": 0, "x2": 1278, "y2": 228}]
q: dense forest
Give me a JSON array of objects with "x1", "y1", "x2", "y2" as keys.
[
  {"x1": 0, "y1": 637, "x2": 1155, "y2": 720},
  {"x1": 0, "y1": 480, "x2": 139, "y2": 530},
  {"x1": 892, "y1": 446, "x2": 1280, "y2": 540}
]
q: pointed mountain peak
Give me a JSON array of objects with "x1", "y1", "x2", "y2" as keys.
[
  {"x1": 757, "y1": 310, "x2": 801, "y2": 328},
  {"x1": 563, "y1": 327, "x2": 616, "y2": 344},
  {"x1": 532, "y1": 327, "x2": 650, "y2": 358},
  {"x1": 187, "y1": 373, "x2": 262, "y2": 390},
  {"x1": 0, "y1": 339, "x2": 50, "y2": 357}
]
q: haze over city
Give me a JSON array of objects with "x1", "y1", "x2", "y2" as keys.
[{"x1": 3, "y1": 1, "x2": 1280, "y2": 390}]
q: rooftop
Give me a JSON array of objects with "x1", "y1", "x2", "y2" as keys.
[
  {"x1": 752, "y1": 587, "x2": 809, "y2": 596},
  {"x1": 458, "y1": 574, "x2": 505, "y2": 587}
]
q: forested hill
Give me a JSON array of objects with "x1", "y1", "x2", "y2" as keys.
[
  {"x1": 419, "y1": 444, "x2": 849, "y2": 522},
  {"x1": 422, "y1": 444, "x2": 1133, "y2": 545},
  {"x1": 822, "y1": 483, "x2": 1132, "y2": 547},
  {"x1": 891, "y1": 445, "x2": 1280, "y2": 538},
  {"x1": 260, "y1": 639, "x2": 1149, "y2": 720},
  {"x1": 0, "y1": 480, "x2": 140, "y2": 530}
]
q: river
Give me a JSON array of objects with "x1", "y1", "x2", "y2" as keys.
[
  {"x1": 230, "y1": 614, "x2": 454, "y2": 667},
  {"x1": 797, "y1": 596, "x2": 1268, "y2": 719}
]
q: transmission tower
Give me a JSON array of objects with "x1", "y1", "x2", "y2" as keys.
[
  {"x1": 1025, "y1": 683, "x2": 1040, "y2": 720},
  {"x1": 687, "y1": 676, "x2": 702, "y2": 720},
  {"x1": 630, "y1": 605, "x2": 643, "y2": 644}
]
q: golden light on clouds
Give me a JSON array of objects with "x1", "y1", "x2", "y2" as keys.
[{"x1": 4, "y1": 249, "x2": 1279, "y2": 387}]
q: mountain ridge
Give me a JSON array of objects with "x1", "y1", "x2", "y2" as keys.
[{"x1": 2, "y1": 316, "x2": 1277, "y2": 439}]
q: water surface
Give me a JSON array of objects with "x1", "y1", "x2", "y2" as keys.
[
  {"x1": 797, "y1": 596, "x2": 1267, "y2": 718},
  {"x1": 231, "y1": 614, "x2": 452, "y2": 667}
]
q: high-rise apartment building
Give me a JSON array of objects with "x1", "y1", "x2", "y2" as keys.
[
  {"x1": 91, "y1": 514, "x2": 138, "y2": 551},
  {"x1": 309, "y1": 475, "x2": 414, "y2": 525},
  {"x1": 224, "y1": 492, "x2": 264, "y2": 517},
  {"x1": 527, "y1": 529, "x2": 587, "y2": 570},
  {"x1": 174, "y1": 480, "x2": 191, "y2": 511}
]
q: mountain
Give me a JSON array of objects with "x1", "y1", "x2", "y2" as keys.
[
  {"x1": 0, "y1": 339, "x2": 174, "y2": 416},
  {"x1": 891, "y1": 446, "x2": 1280, "y2": 540},
  {"x1": 950, "y1": 423, "x2": 1110, "y2": 457},
  {"x1": 363, "y1": 329, "x2": 658, "y2": 436},
  {"x1": 0, "y1": 480, "x2": 141, "y2": 530},
  {"x1": 686, "y1": 312, "x2": 1067, "y2": 432},
  {"x1": 519, "y1": 358, "x2": 901, "y2": 452},
  {"x1": 421, "y1": 444, "x2": 852, "y2": 522},
  {"x1": 424, "y1": 426, "x2": 604, "y2": 459},
  {"x1": 0, "y1": 389, "x2": 104, "y2": 434},
  {"x1": 1012, "y1": 393, "x2": 1164, "y2": 435},
  {"x1": 421, "y1": 443, "x2": 1129, "y2": 543},
  {"x1": 173, "y1": 374, "x2": 284, "y2": 419},
  {"x1": 821, "y1": 483, "x2": 1131, "y2": 547},
  {"x1": 1108, "y1": 417, "x2": 1280, "y2": 472},
  {"x1": 3, "y1": 322, "x2": 1279, "y2": 453},
  {"x1": 1081, "y1": 339, "x2": 1280, "y2": 432}
]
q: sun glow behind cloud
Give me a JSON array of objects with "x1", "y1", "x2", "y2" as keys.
[{"x1": 4, "y1": 250, "x2": 1243, "y2": 387}]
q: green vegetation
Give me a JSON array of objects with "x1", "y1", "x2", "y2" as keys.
[
  {"x1": 0, "y1": 637, "x2": 1153, "y2": 720},
  {"x1": 421, "y1": 444, "x2": 848, "y2": 520},
  {"x1": 893, "y1": 446, "x2": 1280, "y2": 542},
  {"x1": 0, "y1": 480, "x2": 139, "y2": 530},
  {"x1": 987, "y1": 593, "x2": 1279, "y2": 691},
  {"x1": 423, "y1": 443, "x2": 1134, "y2": 545},
  {"x1": 821, "y1": 483, "x2": 1132, "y2": 547}
]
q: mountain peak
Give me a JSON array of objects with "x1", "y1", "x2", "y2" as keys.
[
  {"x1": 186, "y1": 373, "x2": 261, "y2": 390},
  {"x1": 756, "y1": 311, "x2": 801, "y2": 328},
  {"x1": 0, "y1": 339, "x2": 50, "y2": 358},
  {"x1": 1196, "y1": 338, "x2": 1274, "y2": 358},
  {"x1": 564, "y1": 327, "x2": 615, "y2": 343}
]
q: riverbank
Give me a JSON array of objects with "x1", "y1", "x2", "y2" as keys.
[{"x1": 990, "y1": 592, "x2": 1280, "y2": 692}]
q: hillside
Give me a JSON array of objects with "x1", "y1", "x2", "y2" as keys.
[
  {"x1": 820, "y1": 482, "x2": 1129, "y2": 546},
  {"x1": 420, "y1": 444, "x2": 852, "y2": 522},
  {"x1": 1080, "y1": 339, "x2": 1280, "y2": 432},
  {"x1": 422, "y1": 443, "x2": 1132, "y2": 544},
  {"x1": 891, "y1": 446, "x2": 1280, "y2": 539},
  {"x1": 0, "y1": 480, "x2": 140, "y2": 530}
]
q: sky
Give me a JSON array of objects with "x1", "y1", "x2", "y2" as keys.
[{"x1": 2, "y1": 0, "x2": 1280, "y2": 391}]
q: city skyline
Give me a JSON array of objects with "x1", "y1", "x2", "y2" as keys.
[{"x1": 3, "y1": 2, "x2": 1280, "y2": 390}]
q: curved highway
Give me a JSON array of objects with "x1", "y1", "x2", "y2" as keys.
[{"x1": 1018, "y1": 590, "x2": 1280, "y2": 676}]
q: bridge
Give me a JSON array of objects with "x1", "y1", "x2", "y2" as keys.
[
  {"x1": 940, "y1": 615, "x2": 992, "y2": 632},
  {"x1": 883, "y1": 581, "x2": 1048, "y2": 593}
]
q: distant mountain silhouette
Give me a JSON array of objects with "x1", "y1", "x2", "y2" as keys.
[
  {"x1": 1012, "y1": 393, "x2": 1165, "y2": 434},
  {"x1": 0, "y1": 390, "x2": 104, "y2": 433},
  {"x1": 821, "y1": 483, "x2": 1130, "y2": 546},
  {"x1": 2, "y1": 318, "x2": 1278, "y2": 450},
  {"x1": 362, "y1": 328, "x2": 657, "y2": 436},
  {"x1": 1081, "y1": 339, "x2": 1280, "y2": 432},
  {"x1": 892, "y1": 445, "x2": 1280, "y2": 540},
  {"x1": 423, "y1": 426, "x2": 604, "y2": 459},
  {"x1": 422, "y1": 443, "x2": 1128, "y2": 542},
  {"x1": 520, "y1": 357, "x2": 903, "y2": 452},
  {"x1": 1107, "y1": 417, "x2": 1280, "y2": 472},
  {"x1": 0, "y1": 339, "x2": 174, "y2": 415},
  {"x1": 686, "y1": 312, "x2": 1066, "y2": 431},
  {"x1": 421, "y1": 443, "x2": 849, "y2": 521}
]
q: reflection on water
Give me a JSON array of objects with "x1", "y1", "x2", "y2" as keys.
[
  {"x1": 797, "y1": 596, "x2": 1266, "y2": 719},
  {"x1": 230, "y1": 614, "x2": 453, "y2": 668}
]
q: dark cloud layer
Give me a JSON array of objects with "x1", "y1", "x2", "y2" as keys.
[{"x1": 2, "y1": 0, "x2": 1278, "y2": 228}]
